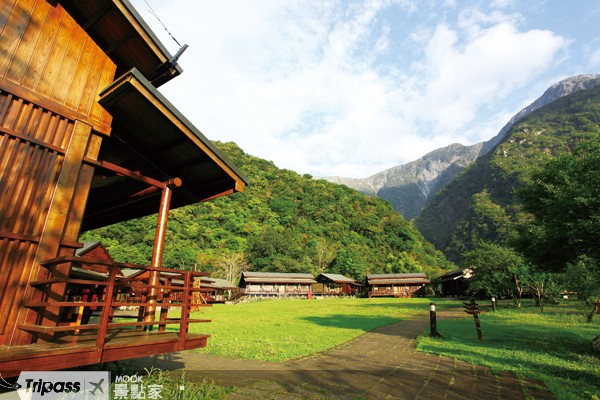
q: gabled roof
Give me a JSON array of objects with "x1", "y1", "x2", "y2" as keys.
[
  {"x1": 317, "y1": 273, "x2": 357, "y2": 284},
  {"x1": 240, "y1": 272, "x2": 317, "y2": 285},
  {"x1": 58, "y1": 0, "x2": 182, "y2": 87},
  {"x1": 366, "y1": 273, "x2": 430, "y2": 285},
  {"x1": 433, "y1": 268, "x2": 474, "y2": 283}
]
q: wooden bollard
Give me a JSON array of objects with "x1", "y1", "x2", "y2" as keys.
[
  {"x1": 491, "y1": 297, "x2": 497, "y2": 312},
  {"x1": 463, "y1": 300, "x2": 483, "y2": 341}
]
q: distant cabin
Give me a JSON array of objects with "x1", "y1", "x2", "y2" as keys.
[
  {"x1": 365, "y1": 273, "x2": 430, "y2": 298},
  {"x1": 313, "y1": 273, "x2": 359, "y2": 296},
  {"x1": 199, "y1": 277, "x2": 238, "y2": 303},
  {"x1": 433, "y1": 268, "x2": 474, "y2": 297},
  {"x1": 239, "y1": 272, "x2": 317, "y2": 298}
]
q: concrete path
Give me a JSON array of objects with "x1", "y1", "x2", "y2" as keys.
[{"x1": 133, "y1": 311, "x2": 555, "y2": 399}]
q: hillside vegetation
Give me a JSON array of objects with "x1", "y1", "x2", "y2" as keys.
[
  {"x1": 415, "y1": 84, "x2": 600, "y2": 262},
  {"x1": 82, "y1": 142, "x2": 453, "y2": 281}
]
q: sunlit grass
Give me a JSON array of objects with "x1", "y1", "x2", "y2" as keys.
[
  {"x1": 185, "y1": 297, "x2": 459, "y2": 361},
  {"x1": 417, "y1": 299, "x2": 600, "y2": 400}
]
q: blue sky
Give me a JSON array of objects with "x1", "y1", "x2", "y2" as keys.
[{"x1": 131, "y1": 0, "x2": 600, "y2": 178}]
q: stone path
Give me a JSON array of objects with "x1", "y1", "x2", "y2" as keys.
[{"x1": 133, "y1": 310, "x2": 555, "y2": 399}]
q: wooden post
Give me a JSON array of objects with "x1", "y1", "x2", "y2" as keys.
[
  {"x1": 463, "y1": 300, "x2": 483, "y2": 341},
  {"x1": 491, "y1": 297, "x2": 497, "y2": 312},
  {"x1": 144, "y1": 178, "x2": 182, "y2": 327},
  {"x1": 179, "y1": 271, "x2": 191, "y2": 346},
  {"x1": 94, "y1": 264, "x2": 118, "y2": 364}
]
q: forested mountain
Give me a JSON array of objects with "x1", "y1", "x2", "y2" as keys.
[
  {"x1": 414, "y1": 83, "x2": 600, "y2": 262},
  {"x1": 81, "y1": 142, "x2": 453, "y2": 281},
  {"x1": 325, "y1": 74, "x2": 600, "y2": 220}
]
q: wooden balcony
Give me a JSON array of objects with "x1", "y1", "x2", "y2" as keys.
[{"x1": 0, "y1": 256, "x2": 212, "y2": 377}]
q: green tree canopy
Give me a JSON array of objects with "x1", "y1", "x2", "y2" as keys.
[
  {"x1": 518, "y1": 141, "x2": 600, "y2": 271},
  {"x1": 82, "y1": 142, "x2": 453, "y2": 280}
]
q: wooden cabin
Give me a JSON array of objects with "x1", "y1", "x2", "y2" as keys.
[
  {"x1": 200, "y1": 277, "x2": 238, "y2": 303},
  {"x1": 313, "y1": 273, "x2": 359, "y2": 296},
  {"x1": 433, "y1": 268, "x2": 474, "y2": 297},
  {"x1": 0, "y1": 0, "x2": 248, "y2": 377},
  {"x1": 239, "y1": 272, "x2": 317, "y2": 297},
  {"x1": 365, "y1": 273, "x2": 430, "y2": 298}
]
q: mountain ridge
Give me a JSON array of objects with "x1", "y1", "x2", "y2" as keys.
[{"x1": 323, "y1": 74, "x2": 600, "y2": 220}]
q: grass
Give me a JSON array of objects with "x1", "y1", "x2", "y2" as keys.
[
  {"x1": 417, "y1": 299, "x2": 600, "y2": 400},
  {"x1": 184, "y1": 297, "x2": 452, "y2": 361}
]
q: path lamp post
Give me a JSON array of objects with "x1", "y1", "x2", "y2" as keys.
[{"x1": 429, "y1": 302, "x2": 442, "y2": 338}]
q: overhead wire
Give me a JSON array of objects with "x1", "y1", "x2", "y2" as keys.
[{"x1": 143, "y1": 0, "x2": 183, "y2": 48}]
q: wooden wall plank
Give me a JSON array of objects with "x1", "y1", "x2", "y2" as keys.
[
  {"x1": 92, "y1": 57, "x2": 116, "y2": 128},
  {"x1": 64, "y1": 35, "x2": 95, "y2": 110},
  {"x1": 36, "y1": 8, "x2": 75, "y2": 102},
  {"x1": 77, "y1": 45, "x2": 105, "y2": 116},
  {"x1": 5, "y1": 0, "x2": 45, "y2": 84},
  {"x1": 51, "y1": 18, "x2": 86, "y2": 105},
  {"x1": 0, "y1": 0, "x2": 35, "y2": 78},
  {"x1": 0, "y1": 0, "x2": 19, "y2": 39},
  {"x1": 21, "y1": 3, "x2": 64, "y2": 91}
]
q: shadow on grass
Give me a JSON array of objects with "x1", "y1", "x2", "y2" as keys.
[
  {"x1": 301, "y1": 314, "x2": 399, "y2": 332},
  {"x1": 418, "y1": 315, "x2": 600, "y2": 393}
]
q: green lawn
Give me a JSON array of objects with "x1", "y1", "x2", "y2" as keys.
[
  {"x1": 417, "y1": 299, "x2": 600, "y2": 400},
  {"x1": 165, "y1": 297, "x2": 599, "y2": 400},
  {"x1": 186, "y1": 297, "x2": 445, "y2": 361}
]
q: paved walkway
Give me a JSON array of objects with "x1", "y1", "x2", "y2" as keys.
[{"x1": 133, "y1": 310, "x2": 554, "y2": 399}]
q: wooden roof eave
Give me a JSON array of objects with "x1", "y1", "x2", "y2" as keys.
[
  {"x1": 99, "y1": 68, "x2": 248, "y2": 192},
  {"x1": 58, "y1": 0, "x2": 182, "y2": 86}
]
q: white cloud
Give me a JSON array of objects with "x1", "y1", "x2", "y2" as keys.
[{"x1": 133, "y1": 0, "x2": 569, "y2": 178}]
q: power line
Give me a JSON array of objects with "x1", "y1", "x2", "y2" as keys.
[{"x1": 143, "y1": 0, "x2": 183, "y2": 48}]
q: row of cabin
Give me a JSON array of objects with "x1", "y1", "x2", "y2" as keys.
[
  {"x1": 238, "y1": 272, "x2": 431, "y2": 298},
  {"x1": 74, "y1": 244, "x2": 473, "y2": 301}
]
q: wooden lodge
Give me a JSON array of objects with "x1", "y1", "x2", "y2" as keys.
[
  {"x1": 365, "y1": 273, "x2": 430, "y2": 298},
  {"x1": 0, "y1": 0, "x2": 248, "y2": 376},
  {"x1": 313, "y1": 273, "x2": 359, "y2": 296},
  {"x1": 433, "y1": 268, "x2": 474, "y2": 297},
  {"x1": 239, "y1": 272, "x2": 317, "y2": 297},
  {"x1": 199, "y1": 277, "x2": 238, "y2": 303}
]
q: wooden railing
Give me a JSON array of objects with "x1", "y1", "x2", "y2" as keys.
[{"x1": 21, "y1": 256, "x2": 212, "y2": 363}]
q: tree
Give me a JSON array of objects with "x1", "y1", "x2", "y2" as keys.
[
  {"x1": 522, "y1": 268, "x2": 561, "y2": 313},
  {"x1": 564, "y1": 256, "x2": 600, "y2": 322},
  {"x1": 213, "y1": 252, "x2": 250, "y2": 284},
  {"x1": 464, "y1": 242, "x2": 528, "y2": 307},
  {"x1": 518, "y1": 141, "x2": 600, "y2": 271},
  {"x1": 517, "y1": 141, "x2": 600, "y2": 321},
  {"x1": 310, "y1": 237, "x2": 338, "y2": 276}
]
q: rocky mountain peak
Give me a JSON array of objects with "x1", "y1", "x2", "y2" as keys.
[{"x1": 324, "y1": 74, "x2": 600, "y2": 220}]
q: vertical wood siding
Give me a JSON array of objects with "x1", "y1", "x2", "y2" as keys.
[
  {"x1": 0, "y1": 91, "x2": 71, "y2": 344},
  {"x1": 0, "y1": 0, "x2": 116, "y2": 345},
  {"x1": 0, "y1": 0, "x2": 115, "y2": 128}
]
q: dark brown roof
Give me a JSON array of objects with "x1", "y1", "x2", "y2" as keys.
[
  {"x1": 366, "y1": 273, "x2": 430, "y2": 285},
  {"x1": 241, "y1": 272, "x2": 317, "y2": 285}
]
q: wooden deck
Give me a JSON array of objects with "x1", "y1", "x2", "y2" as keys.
[
  {"x1": 0, "y1": 256, "x2": 213, "y2": 378},
  {"x1": 0, "y1": 329, "x2": 209, "y2": 378}
]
